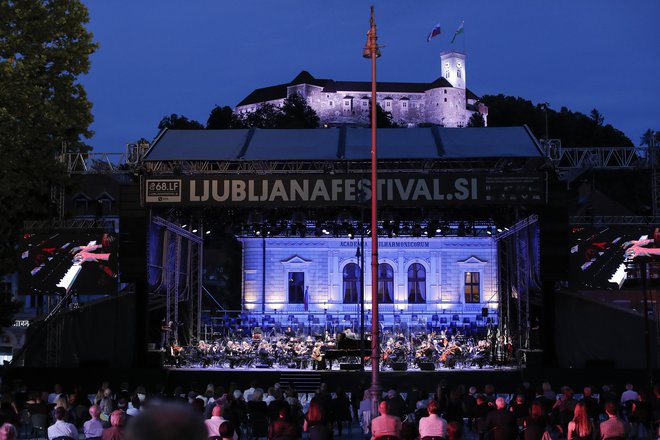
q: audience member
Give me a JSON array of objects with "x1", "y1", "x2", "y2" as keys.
[
  {"x1": 269, "y1": 407, "x2": 298, "y2": 440},
  {"x1": 523, "y1": 401, "x2": 548, "y2": 440},
  {"x1": 567, "y1": 402, "x2": 594, "y2": 440},
  {"x1": 418, "y1": 399, "x2": 447, "y2": 439},
  {"x1": 0, "y1": 423, "x2": 16, "y2": 440},
  {"x1": 102, "y1": 409, "x2": 126, "y2": 440},
  {"x1": 370, "y1": 400, "x2": 401, "y2": 440},
  {"x1": 599, "y1": 401, "x2": 628, "y2": 440},
  {"x1": 84, "y1": 405, "x2": 104, "y2": 440},
  {"x1": 485, "y1": 397, "x2": 517, "y2": 440},
  {"x1": 48, "y1": 406, "x2": 79, "y2": 440},
  {"x1": 124, "y1": 403, "x2": 207, "y2": 440},
  {"x1": 303, "y1": 399, "x2": 331, "y2": 439}
]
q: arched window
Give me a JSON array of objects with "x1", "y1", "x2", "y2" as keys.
[
  {"x1": 377, "y1": 263, "x2": 394, "y2": 304},
  {"x1": 343, "y1": 263, "x2": 360, "y2": 304},
  {"x1": 407, "y1": 263, "x2": 426, "y2": 303},
  {"x1": 457, "y1": 69, "x2": 462, "y2": 78},
  {"x1": 445, "y1": 70, "x2": 450, "y2": 78}
]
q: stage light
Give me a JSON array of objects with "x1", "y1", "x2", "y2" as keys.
[
  {"x1": 497, "y1": 227, "x2": 503, "y2": 233},
  {"x1": 181, "y1": 224, "x2": 187, "y2": 229},
  {"x1": 192, "y1": 228, "x2": 198, "y2": 233},
  {"x1": 486, "y1": 226, "x2": 492, "y2": 235},
  {"x1": 322, "y1": 228, "x2": 330, "y2": 235},
  {"x1": 205, "y1": 230, "x2": 211, "y2": 235}
]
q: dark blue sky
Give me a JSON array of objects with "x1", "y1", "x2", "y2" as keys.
[{"x1": 80, "y1": 0, "x2": 659, "y2": 153}]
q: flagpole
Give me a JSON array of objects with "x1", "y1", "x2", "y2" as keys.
[{"x1": 363, "y1": 4, "x2": 381, "y2": 417}]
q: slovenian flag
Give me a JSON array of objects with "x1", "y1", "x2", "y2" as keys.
[
  {"x1": 450, "y1": 21, "x2": 464, "y2": 44},
  {"x1": 427, "y1": 24, "x2": 441, "y2": 42}
]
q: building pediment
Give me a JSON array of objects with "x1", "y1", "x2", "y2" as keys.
[
  {"x1": 457, "y1": 256, "x2": 488, "y2": 265},
  {"x1": 281, "y1": 255, "x2": 312, "y2": 265}
]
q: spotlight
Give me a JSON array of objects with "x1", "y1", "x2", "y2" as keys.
[
  {"x1": 192, "y1": 228, "x2": 198, "y2": 233},
  {"x1": 205, "y1": 230, "x2": 211, "y2": 235},
  {"x1": 486, "y1": 226, "x2": 492, "y2": 235},
  {"x1": 182, "y1": 224, "x2": 188, "y2": 229}
]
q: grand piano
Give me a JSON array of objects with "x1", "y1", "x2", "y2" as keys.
[
  {"x1": 323, "y1": 333, "x2": 370, "y2": 368},
  {"x1": 20, "y1": 231, "x2": 115, "y2": 296}
]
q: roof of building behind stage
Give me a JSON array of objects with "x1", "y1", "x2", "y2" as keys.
[{"x1": 143, "y1": 126, "x2": 544, "y2": 162}]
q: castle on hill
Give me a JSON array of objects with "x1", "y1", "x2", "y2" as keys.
[{"x1": 235, "y1": 50, "x2": 488, "y2": 128}]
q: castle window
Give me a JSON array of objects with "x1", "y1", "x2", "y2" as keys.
[
  {"x1": 445, "y1": 70, "x2": 450, "y2": 78},
  {"x1": 385, "y1": 101, "x2": 391, "y2": 108},
  {"x1": 343, "y1": 263, "x2": 360, "y2": 304},
  {"x1": 329, "y1": 101, "x2": 333, "y2": 106},
  {"x1": 362, "y1": 101, "x2": 368, "y2": 106},
  {"x1": 407, "y1": 263, "x2": 426, "y2": 304},
  {"x1": 444, "y1": 98, "x2": 447, "y2": 102},
  {"x1": 457, "y1": 69, "x2": 462, "y2": 78},
  {"x1": 402, "y1": 101, "x2": 407, "y2": 108},
  {"x1": 444, "y1": 90, "x2": 447, "y2": 94}
]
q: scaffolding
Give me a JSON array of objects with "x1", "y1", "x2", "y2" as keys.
[
  {"x1": 152, "y1": 216, "x2": 203, "y2": 344},
  {"x1": 495, "y1": 215, "x2": 539, "y2": 355}
]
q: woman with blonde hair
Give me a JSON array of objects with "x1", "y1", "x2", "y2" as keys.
[{"x1": 567, "y1": 402, "x2": 594, "y2": 440}]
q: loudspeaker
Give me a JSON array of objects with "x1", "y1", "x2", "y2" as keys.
[
  {"x1": 481, "y1": 307, "x2": 489, "y2": 317},
  {"x1": 391, "y1": 362, "x2": 407, "y2": 371},
  {"x1": 146, "y1": 350, "x2": 165, "y2": 368},
  {"x1": 340, "y1": 363, "x2": 361, "y2": 371},
  {"x1": 418, "y1": 362, "x2": 435, "y2": 371}
]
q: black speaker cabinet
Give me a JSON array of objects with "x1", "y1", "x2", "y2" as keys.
[
  {"x1": 418, "y1": 362, "x2": 435, "y2": 371},
  {"x1": 481, "y1": 307, "x2": 489, "y2": 317},
  {"x1": 391, "y1": 362, "x2": 407, "y2": 371},
  {"x1": 340, "y1": 363, "x2": 361, "y2": 371}
]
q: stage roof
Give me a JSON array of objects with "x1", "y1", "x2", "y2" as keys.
[{"x1": 143, "y1": 126, "x2": 544, "y2": 162}]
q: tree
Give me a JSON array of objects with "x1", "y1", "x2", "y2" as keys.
[
  {"x1": 369, "y1": 103, "x2": 398, "y2": 128},
  {"x1": 158, "y1": 114, "x2": 204, "y2": 130},
  {"x1": 206, "y1": 105, "x2": 244, "y2": 129},
  {"x1": 467, "y1": 112, "x2": 485, "y2": 127},
  {"x1": 238, "y1": 103, "x2": 282, "y2": 128},
  {"x1": 482, "y1": 94, "x2": 632, "y2": 147},
  {"x1": 0, "y1": 0, "x2": 96, "y2": 328},
  {"x1": 276, "y1": 93, "x2": 320, "y2": 128},
  {"x1": 639, "y1": 129, "x2": 657, "y2": 147}
]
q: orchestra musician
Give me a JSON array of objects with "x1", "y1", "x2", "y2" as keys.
[
  {"x1": 311, "y1": 342, "x2": 326, "y2": 370},
  {"x1": 168, "y1": 339, "x2": 182, "y2": 367}
]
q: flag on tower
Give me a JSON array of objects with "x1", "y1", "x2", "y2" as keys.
[
  {"x1": 450, "y1": 20, "x2": 464, "y2": 44},
  {"x1": 426, "y1": 24, "x2": 441, "y2": 42}
]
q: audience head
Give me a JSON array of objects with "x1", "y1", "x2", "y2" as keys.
[
  {"x1": 530, "y1": 401, "x2": 544, "y2": 418},
  {"x1": 447, "y1": 421, "x2": 462, "y2": 440},
  {"x1": 605, "y1": 401, "x2": 618, "y2": 417},
  {"x1": 378, "y1": 400, "x2": 388, "y2": 415},
  {"x1": 583, "y1": 386, "x2": 592, "y2": 397},
  {"x1": 0, "y1": 423, "x2": 16, "y2": 440},
  {"x1": 495, "y1": 397, "x2": 506, "y2": 409},
  {"x1": 427, "y1": 400, "x2": 439, "y2": 415},
  {"x1": 110, "y1": 409, "x2": 126, "y2": 428},
  {"x1": 89, "y1": 405, "x2": 101, "y2": 419},
  {"x1": 573, "y1": 401, "x2": 587, "y2": 422},
  {"x1": 306, "y1": 399, "x2": 325, "y2": 424},
  {"x1": 219, "y1": 421, "x2": 234, "y2": 440},
  {"x1": 54, "y1": 407, "x2": 66, "y2": 421},
  {"x1": 124, "y1": 402, "x2": 207, "y2": 440},
  {"x1": 212, "y1": 404, "x2": 222, "y2": 417}
]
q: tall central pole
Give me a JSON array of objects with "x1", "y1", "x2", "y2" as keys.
[{"x1": 363, "y1": 5, "x2": 382, "y2": 415}]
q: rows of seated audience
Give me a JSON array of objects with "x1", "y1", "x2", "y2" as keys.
[{"x1": 0, "y1": 377, "x2": 657, "y2": 439}]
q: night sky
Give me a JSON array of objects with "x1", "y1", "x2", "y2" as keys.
[{"x1": 80, "y1": 0, "x2": 660, "y2": 153}]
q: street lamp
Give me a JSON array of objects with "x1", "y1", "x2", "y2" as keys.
[{"x1": 363, "y1": 5, "x2": 382, "y2": 415}]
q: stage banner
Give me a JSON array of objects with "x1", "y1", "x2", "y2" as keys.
[{"x1": 143, "y1": 173, "x2": 546, "y2": 207}]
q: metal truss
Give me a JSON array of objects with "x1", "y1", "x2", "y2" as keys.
[
  {"x1": 142, "y1": 157, "x2": 537, "y2": 175},
  {"x1": 153, "y1": 216, "x2": 203, "y2": 344},
  {"x1": 569, "y1": 216, "x2": 660, "y2": 226},
  {"x1": 554, "y1": 147, "x2": 647, "y2": 169},
  {"x1": 495, "y1": 216, "x2": 538, "y2": 353},
  {"x1": 23, "y1": 218, "x2": 119, "y2": 231}
]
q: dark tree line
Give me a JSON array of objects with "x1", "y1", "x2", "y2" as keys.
[{"x1": 482, "y1": 94, "x2": 633, "y2": 147}]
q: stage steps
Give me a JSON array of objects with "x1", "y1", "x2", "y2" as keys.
[{"x1": 279, "y1": 371, "x2": 321, "y2": 394}]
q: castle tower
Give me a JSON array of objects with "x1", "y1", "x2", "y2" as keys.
[{"x1": 440, "y1": 50, "x2": 466, "y2": 89}]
